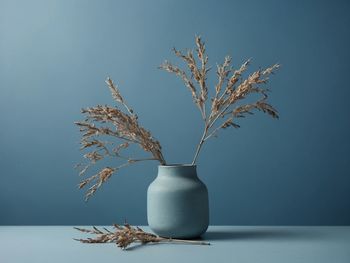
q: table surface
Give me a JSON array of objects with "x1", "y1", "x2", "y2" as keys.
[{"x1": 0, "y1": 226, "x2": 349, "y2": 263}]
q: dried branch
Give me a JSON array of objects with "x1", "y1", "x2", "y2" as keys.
[
  {"x1": 159, "y1": 37, "x2": 210, "y2": 120},
  {"x1": 195, "y1": 36, "x2": 209, "y2": 118},
  {"x1": 74, "y1": 224, "x2": 210, "y2": 250},
  {"x1": 78, "y1": 167, "x2": 116, "y2": 201},
  {"x1": 75, "y1": 78, "x2": 166, "y2": 201},
  {"x1": 105, "y1": 77, "x2": 134, "y2": 116},
  {"x1": 158, "y1": 61, "x2": 203, "y2": 118},
  {"x1": 160, "y1": 36, "x2": 280, "y2": 164}
]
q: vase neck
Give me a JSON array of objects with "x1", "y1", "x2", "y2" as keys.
[{"x1": 157, "y1": 165, "x2": 197, "y2": 179}]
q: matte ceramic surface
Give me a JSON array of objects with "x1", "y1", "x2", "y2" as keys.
[{"x1": 147, "y1": 165, "x2": 209, "y2": 238}]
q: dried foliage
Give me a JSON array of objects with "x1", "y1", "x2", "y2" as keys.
[
  {"x1": 75, "y1": 78, "x2": 166, "y2": 201},
  {"x1": 159, "y1": 36, "x2": 280, "y2": 164},
  {"x1": 76, "y1": 36, "x2": 280, "y2": 200},
  {"x1": 74, "y1": 224, "x2": 210, "y2": 250}
]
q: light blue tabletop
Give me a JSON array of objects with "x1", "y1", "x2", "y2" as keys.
[{"x1": 0, "y1": 226, "x2": 349, "y2": 263}]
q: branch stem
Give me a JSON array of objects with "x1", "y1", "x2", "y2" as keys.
[
  {"x1": 192, "y1": 98, "x2": 232, "y2": 164},
  {"x1": 208, "y1": 101, "x2": 231, "y2": 130},
  {"x1": 192, "y1": 125, "x2": 208, "y2": 165},
  {"x1": 204, "y1": 125, "x2": 222, "y2": 141},
  {"x1": 158, "y1": 237, "x2": 210, "y2": 246}
]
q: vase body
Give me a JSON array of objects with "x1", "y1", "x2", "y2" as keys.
[{"x1": 147, "y1": 165, "x2": 209, "y2": 238}]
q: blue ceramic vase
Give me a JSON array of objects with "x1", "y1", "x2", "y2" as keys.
[{"x1": 147, "y1": 164, "x2": 209, "y2": 238}]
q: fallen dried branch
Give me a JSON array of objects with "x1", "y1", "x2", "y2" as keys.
[{"x1": 74, "y1": 224, "x2": 210, "y2": 250}]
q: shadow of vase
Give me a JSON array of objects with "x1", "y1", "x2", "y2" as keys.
[{"x1": 203, "y1": 228, "x2": 325, "y2": 241}]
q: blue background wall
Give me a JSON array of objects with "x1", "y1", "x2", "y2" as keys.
[{"x1": 1, "y1": 0, "x2": 349, "y2": 225}]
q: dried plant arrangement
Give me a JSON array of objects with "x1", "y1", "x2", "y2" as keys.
[
  {"x1": 159, "y1": 36, "x2": 280, "y2": 164},
  {"x1": 75, "y1": 36, "x2": 279, "y2": 200},
  {"x1": 74, "y1": 223, "x2": 210, "y2": 250}
]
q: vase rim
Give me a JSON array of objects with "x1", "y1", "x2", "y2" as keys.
[{"x1": 158, "y1": 164, "x2": 196, "y2": 168}]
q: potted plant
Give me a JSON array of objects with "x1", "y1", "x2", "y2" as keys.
[{"x1": 75, "y1": 36, "x2": 279, "y2": 239}]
